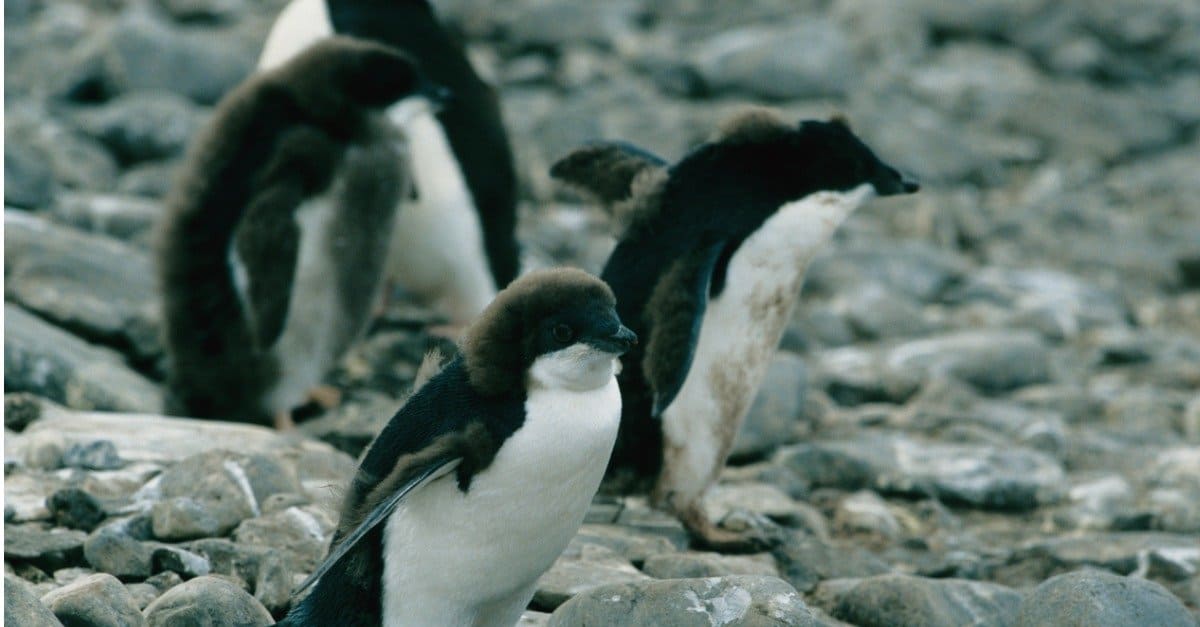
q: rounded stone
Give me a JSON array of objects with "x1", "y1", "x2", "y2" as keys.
[{"x1": 143, "y1": 575, "x2": 273, "y2": 627}]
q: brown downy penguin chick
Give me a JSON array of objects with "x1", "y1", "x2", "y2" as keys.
[
  {"x1": 276, "y1": 268, "x2": 636, "y2": 626},
  {"x1": 552, "y1": 108, "x2": 919, "y2": 551},
  {"x1": 157, "y1": 37, "x2": 446, "y2": 428},
  {"x1": 259, "y1": 0, "x2": 521, "y2": 332}
]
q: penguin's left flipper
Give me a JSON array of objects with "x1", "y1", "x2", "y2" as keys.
[
  {"x1": 293, "y1": 455, "x2": 462, "y2": 596},
  {"x1": 233, "y1": 126, "x2": 342, "y2": 348},
  {"x1": 549, "y1": 141, "x2": 667, "y2": 207},
  {"x1": 642, "y1": 240, "x2": 727, "y2": 417}
]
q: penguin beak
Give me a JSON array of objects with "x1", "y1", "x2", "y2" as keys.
[
  {"x1": 588, "y1": 325, "x2": 638, "y2": 355},
  {"x1": 875, "y1": 172, "x2": 920, "y2": 196}
]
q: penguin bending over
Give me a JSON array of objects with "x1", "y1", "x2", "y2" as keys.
[
  {"x1": 157, "y1": 37, "x2": 443, "y2": 428},
  {"x1": 552, "y1": 109, "x2": 919, "y2": 551},
  {"x1": 259, "y1": 0, "x2": 520, "y2": 327},
  {"x1": 277, "y1": 268, "x2": 637, "y2": 626}
]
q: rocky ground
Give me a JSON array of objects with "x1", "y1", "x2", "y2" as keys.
[{"x1": 5, "y1": 0, "x2": 1200, "y2": 625}]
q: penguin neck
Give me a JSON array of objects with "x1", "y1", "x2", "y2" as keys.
[
  {"x1": 527, "y1": 345, "x2": 618, "y2": 393},
  {"x1": 765, "y1": 183, "x2": 875, "y2": 268}
]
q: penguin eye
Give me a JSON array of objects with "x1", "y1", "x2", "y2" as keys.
[{"x1": 552, "y1": 324, "x2": 574, "y2": 344}]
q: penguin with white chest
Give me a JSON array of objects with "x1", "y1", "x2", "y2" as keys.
[
  {"x1": 277, "y1": 268, "x2": 637, "y2": 626},
  {"x1": 552, "y1": 109, "x2": 919, "y2": 551},
  {"x1": 157, "y1": 37, "x2": 444, "y2": 428},
  {"x1": 259, "y1": 0, "x2": 520, "y2": 327}
]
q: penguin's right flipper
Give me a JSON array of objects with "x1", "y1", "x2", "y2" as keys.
[
  {"x1": 292, "y1": 455, "x2": 461, "y2": 597},
  {"x1": 232, "y1": 127, "x2": 341, "y2": 349},
  {"x1": 550, "y1": 141, "x2": 667, "y2": 206},
  {"x1": 642, "y1": 239, "x2": 727, "y2": 416}
]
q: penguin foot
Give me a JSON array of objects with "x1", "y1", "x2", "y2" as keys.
[
  {"x1": 307, "y1": 385, "x2": 343, "y2": 409},
  {"x1": 273, "y1": 410, "x2": 296, "y2": 431},
  {"x1": 681, "y1": 506, "x2": 784, "y2": 554}
]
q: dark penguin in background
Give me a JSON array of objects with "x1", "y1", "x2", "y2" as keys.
[
  {"x1": 259, "y1": 0, "x2": 520, "y2": 328},
  {"x1": 552, "y1": 108, "x2": 919, "y2": 550},
  {"x1": 277, "y1": 268, "x2": 637, "y2": 626},
  {"x1": 158, "y1": 37, "x2": 443, "y2": 428}
]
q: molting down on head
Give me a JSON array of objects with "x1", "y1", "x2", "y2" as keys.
[{"x1": 460, "y1": 268, "x2": 636, "y2": 395}]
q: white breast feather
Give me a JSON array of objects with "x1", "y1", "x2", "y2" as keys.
[
  {"x1": 658, "y1": 185, "x2": 875, "y2": 504},
  {"x1": 381, "y1": 348, "x2": 621, "y2": 626},
  {"x1": 384, "y1": 103, "x2": 498, "y2": 324}
]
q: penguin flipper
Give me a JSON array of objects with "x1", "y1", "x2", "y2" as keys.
[
  {"x1": 643, "y1": 240, "x2": 727, "y2": 416},
  {"x1": 292, "y1": 456, "x2": 461, "y2": 597},
  {"x1": 550, "y1": 141, "x2": 667, "y2": 206},
  {"x1": 232, "y1": 126, "x2": 342, "y2": 349}
]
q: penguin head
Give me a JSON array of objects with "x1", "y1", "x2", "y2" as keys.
[
  {"x1": 702, "y1": 108, "x2": 919, "y2": 205},
  {"x1": 461, "y1": 268, "x2": 636, "y2": 394},
  {"x1": 267, "y1": 36, "x2": 449, "y2": 127}
]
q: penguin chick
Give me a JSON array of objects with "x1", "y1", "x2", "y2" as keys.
[
  {"x1": 552, "y1": 108, "x2": 919, "y2": 552},
  {"x1": 260, "y1": 0, "x2": 520, "y2": 327},
  {"x1": 157, "y1": 37, "x2": 443, "y2": 428},
  {"x1": 277, "y1": 268, "x2": 637, "y2": 627}
]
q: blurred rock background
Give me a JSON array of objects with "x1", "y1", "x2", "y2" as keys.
[{"x1": 5, "y1": 0, "x2": 1199, "y2": 624}]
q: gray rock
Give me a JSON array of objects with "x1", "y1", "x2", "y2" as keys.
[
  {"x1": 5, "y1": 139, "x2": 56, "y2": 209},
  {"x1": 62, "y1": 440, "x2": 123, "y2": 471},
  {"x1": 5, "y1": 392, "x2": 43, "y2": 432},
  {"x1": 40, "y1": 573, "x2": 145, "y2": 627},
  {"x1": 151, "y1": 498, "x2": 234, "y2": 542},
  {"x1": 549, "y1": 575, "x2": 834, "y2": 626},
  {"x1": 1016, "y1": 569, "x2": 1194, "y2": 627},
  {"x1": 777, "y1": 435, "x2": 1066, "y2": 510},
  {"x1": 83, "y1": 524, "x2": 154, "y2": 580},
  {"x1": 732, "y1": 352, "x2": 808, "y2": 460},
  {"x1": 885, "y1": 331, "x2": 1053, "y2": 394},
  {"x1": 816, "y1": 345, "x2": 921, "y2": 405},
  {"x1": 51, "y1": 193, "x2": 162, "y2": 248},
  {"x1": 124, "y1": 582, "x2": 160, "y2": 610},
  {"x1": 151, "y1": 546, "x2": 211, "y2": 579},
  {"x1": 1056, "y1": 475, "x2": 1136, "y2": 531},
  {"x1": 839, "y1": 284, "x2": 932, "y2": 341},
  {"x1": 155, "y1": 0, "x2": 246, "y2": 23},
  {"x1": 946, "y1": 267, "x2": 1128, "y2": 339},
  {"x1": 10, "y1": 404, "x2": 352, "y2": 467},
  {"x1": 642, "y1": 552, "x2": 780, "y2": 579},
  {"x1": 5, "y1": 110, "x2": 121, "y2": 193},
  {"x1": 534, "y1": 542, "x2": 652, "y2": 610},
  {"x1": 498, "y1": 1, "x2": 637, "y2": 50},
  {"x1": 47, "y1": 489, "x2": 106, "y2": 532},
  {"x1": 184, "y1": 539, "x2": 267, "y2": 591},
  {"x1": 142, "y1": 575, "x2": 273, "y2": 627},
  {"x1": 822, "y1": 574, "x2": 1023, "y2": 627},
  {"x1": 1000, "y1": 81, "x2": 1179, "y2": 163},
  {"x1": 232, "y1": 506, "x2": 332, "y2": 569},
  {"x1": 5, "y1": 211, "x2": 162, "y2": 361},
  {"x1": 4, "y1": 525, "x2": 87, "y2": 573},
  {"x1": 693, "y1": 19, "x2": 857, "y2": 99},
  {"x1": 116, "y1": 164, "x2": 178, "y2": 204},
  {"x1": 806, "y1": 242, "x2": 970, "y2": 303},
  {"x1": 772, "y1": 532, "x2": 891, "y2": 593},
  {"x1": 3, "y1": 304, "x2": 162, "y2": 413},
  {"x1": 149, "y1": 450, "x2": 303, "y2": 541},
  {"x1": 5, "y1": 575, "x2": 63, "y2": 627},
  {"x1": 573, "y1": 524, "x2": 682, "y2": 564},
  {"x1": 703, "y1": 482, "x2": 821, "y2": 531},
  {"x1": 65, "y1": 12, "x2": 255, "y2": 105},
  {"x1": 144, "y1": 571, "x2": 184, "y2": 594},
  {"x1": 72, "y1": 92, "x2": 207, "y2": 164},
  {"x1": 832, "y1": 491, "x2": 903, "y2": 540},
  {"x1": 1014, "y1": 532, "x2": 1200, "y2": 578},
  {"x1": 251, "y1": 551, "x2": 291, "y2": 615}
]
